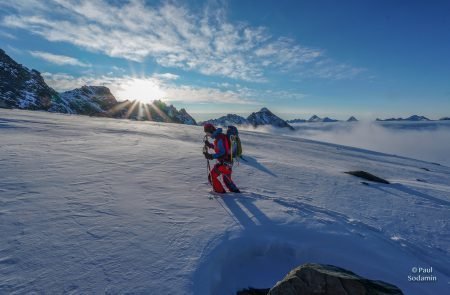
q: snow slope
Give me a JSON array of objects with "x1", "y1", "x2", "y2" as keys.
[{"x1": 0, "y1": 109, "x2": 449, "y2": 294}]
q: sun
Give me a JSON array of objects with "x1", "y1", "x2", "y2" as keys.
[{"x1": 115, "y1": 78, "x2": 167, "y2": 104}]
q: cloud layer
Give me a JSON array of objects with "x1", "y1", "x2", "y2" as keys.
[
  {"x1": 2, "y1": 0, "x2": 364, "y2": 81},
  {"x1": 290, "y1": 121, "x2": 450, "y2": 166}
]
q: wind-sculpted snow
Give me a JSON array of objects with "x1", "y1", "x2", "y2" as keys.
[{"x1": 0, "y1": 109, "x2": 449, "y2": 294}]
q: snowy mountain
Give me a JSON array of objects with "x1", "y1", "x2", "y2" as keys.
[
  {"x1": 1, "y1": 109, "x2": 448, "y2": 294},
  {"x1": 0, "y1": 49, "x2": 196, "y2": 125},
  {"x1": 247, "y1": 107, "x2": 294, "y2": 130},
  {"x1": 322, "y1": 117, "x2": 339, "y2": 122},
  {"x1": 439, "y1": 117, "x2": 450, "y2": 121},
  {"x1": 308, "y1": 115, "x2": 322, "y2": 122},
  {"x1": 52, "y1": 86, "x2": 118, "y2": 115},
  {"x1": 306, "y1": 115, "x2": 340, "y2": 123},
  {"x1": 0, "y1": 49, "x2": 62, "y2": 110},
  {"x1": 200, "y1": 114, "x2": 249, "y2": 126},
  {"x1": 377, "y1": 115, "x2": 431, "y2": 122},
  {"x1": 347, "y1": 116, "x2": 358, "y2": 122}
]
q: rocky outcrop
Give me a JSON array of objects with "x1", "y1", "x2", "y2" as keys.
[
  {"x1": 345, "y1": 171, "x2": 390, "y2": 184},
  {"x1": 268, "y1": 263, "x2": 403, "y2": 295},
  {"x1": 347, "y1": 116, "x2": 358, "y2": 122}
]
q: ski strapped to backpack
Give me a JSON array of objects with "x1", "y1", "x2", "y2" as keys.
[{"x1": 226, "y1": 125, "x2": 243, "y2": 162}]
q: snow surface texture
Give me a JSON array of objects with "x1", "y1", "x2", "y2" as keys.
[{"x1": 0, "y1": 109, "x2": 449, "y2": 294}]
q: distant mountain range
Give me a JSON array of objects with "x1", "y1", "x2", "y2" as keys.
[
  {"x1": 200, "y1": 107, "x2": 294, "y2": 130},
  {"x1": 287, "y1": 115, "x2": 357, "y2": 123},
  {"x1": 0, "y1": 49, "x2": 196, "y2": 125},
  {"x1": 376, "y1": 115, "x2": 430, "y2": 122},
  {"x1": 1, "y1": 48, "x2": 448, "y2": 129}
]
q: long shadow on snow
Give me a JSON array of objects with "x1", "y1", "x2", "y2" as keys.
[
  {"x1": 240, "y1": 156, "x2": 277, "y2": 177},
  {"x1": 219, "y1": 191, "x2": 450, "y2": 277},
  {"x1": 370, "y1": 183, "x2": 450, "y2": 208},
  {"x1": 221, "y1": 194, "x2": 272, "y2": 229}
]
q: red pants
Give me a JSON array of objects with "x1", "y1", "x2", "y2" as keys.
[{"x1": 210, "y1": 163, "x2": 239, "y2": 193}]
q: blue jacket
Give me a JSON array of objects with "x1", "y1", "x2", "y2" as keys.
[{"x1": 209, "y1": 128, "x2": 226, "y2": 160}]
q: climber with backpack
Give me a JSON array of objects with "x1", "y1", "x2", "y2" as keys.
[{"x1": 203, "y1": 123, "x2": 241, "y2": 194}]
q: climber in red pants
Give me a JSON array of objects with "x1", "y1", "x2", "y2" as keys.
[{"x1": 203, "y1": 123, "x2": 240, "y2": 194}]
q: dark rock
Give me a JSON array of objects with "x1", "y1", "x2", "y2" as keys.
[
  {"x1": 347, "y1": 116, "x2": 358, "y2": 122},
  {"x1": 344, "y1": 171, "x2": 390, "y2": 184},
  {"x1": 268, "y1": 263, "x2": 403, "y2": 295}
]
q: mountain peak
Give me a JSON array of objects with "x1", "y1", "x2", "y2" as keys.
[{"x1": 248, "y1": 108, "x2": 294, "y2": 130}]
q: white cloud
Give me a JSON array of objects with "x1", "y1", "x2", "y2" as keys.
[
  {"x1": 153, "y1": 73, "x2": 179, "y2": 80},
  {"x1": 1, "y1": 0, "x2": 364, "y2": 81},
  {"x1": 29, "y1": 51, "x2": 91, "y2": 67}
]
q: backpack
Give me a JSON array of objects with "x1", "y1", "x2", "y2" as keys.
[{"x1": 226, "y1": 125, "x2": 243, "y2": 161}]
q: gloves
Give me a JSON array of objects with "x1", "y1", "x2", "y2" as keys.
[
  {"x1": 203, "y1": 152, "x2": 213, "y2": 160},
  {"x1": 204, "y1": 140, "x2": 213, "y2": 148}
]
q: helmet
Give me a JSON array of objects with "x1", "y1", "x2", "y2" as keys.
[{"x1": 203, "y1": 123, "x2": 216, "y2": 133}]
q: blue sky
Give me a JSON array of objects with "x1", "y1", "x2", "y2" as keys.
[{"x1": 1, "y1": 0, "x2": 449, "y2": 120}]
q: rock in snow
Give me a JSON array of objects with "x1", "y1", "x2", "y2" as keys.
[
  {"x1": 345, "y1": 170, "x2": 390, "y2": 184},
  {"x1": 0, "y1": 48, "x2": 196, "y2": 125},
  {"x1": 268, "y1": 264, "x2": 403, "y2": 295},
  {"x1": 347, "y1": 116, "x2": 358, "y2": 122}
]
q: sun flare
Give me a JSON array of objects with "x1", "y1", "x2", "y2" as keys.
[{"x1": 115, "y1": 78, "x2": 166, "y2": 104}]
